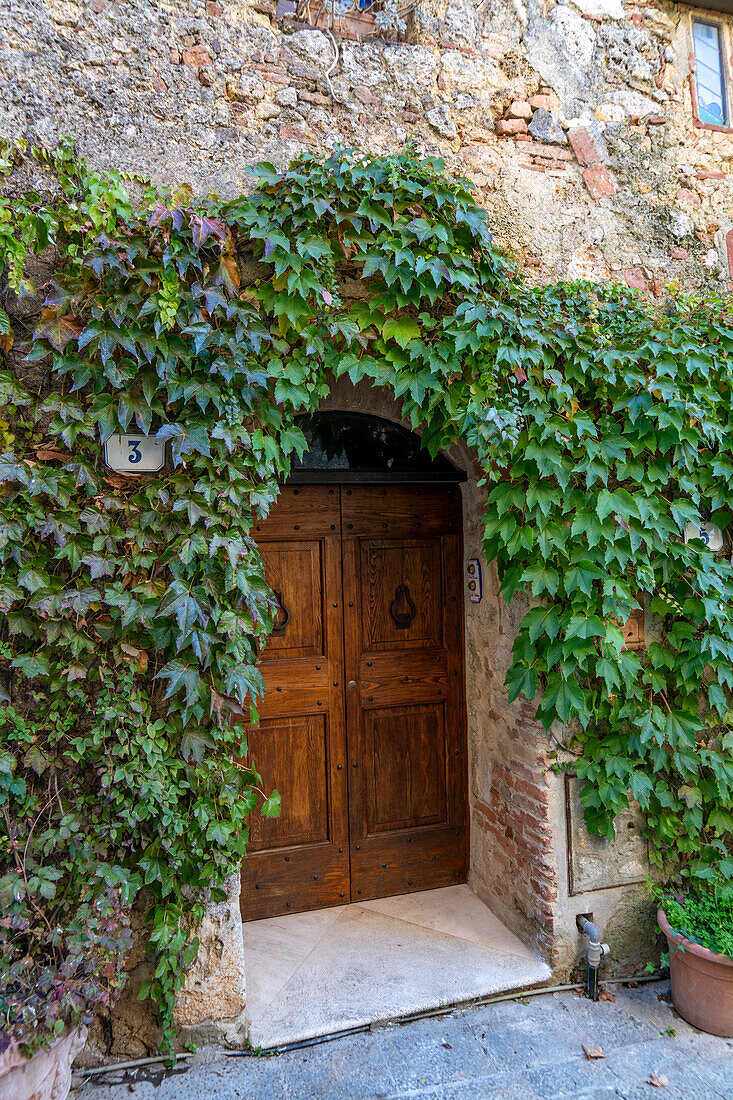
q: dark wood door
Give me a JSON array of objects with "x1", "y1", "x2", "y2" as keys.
[
  {"x1": 240, "y1": 484, "x2": 467, "y2": 920},
  {"x1": 341, "y1": 486, "x2": 468, "y2": 902},
  {"x1": 240, "y1": 486, "x2": 350, "y2": 920}
]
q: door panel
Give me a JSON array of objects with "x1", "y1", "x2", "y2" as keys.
[
  {"x1": 259, "y1": 543, "x2": 323, "y2": 659},
  {"x1": 366, "y1": 703, "x2": 447, "y2": 833},
  {"x1": 247, "y1": 714, "x2": 331, "y2": 850},
  {"x1": 239, "y1": 486, "x2": 350, "y2": 920},
  {"x1": 342, "y1": 485, "x2": 468, "y2": 903},
  {"x1": 361, "y1": 540, "x2": 442, "y2": 650}
]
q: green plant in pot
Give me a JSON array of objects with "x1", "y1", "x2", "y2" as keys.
[
  {"x1": 655, "y1": 882, "x2": 733, "y2": 1037},
  {"x1": 0, "y1": 702, "x2": 131, "y2": 1100}
]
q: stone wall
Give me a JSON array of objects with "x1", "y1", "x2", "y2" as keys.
[
  {"x1": 2, "y1": 0, "x2": 733, "y2": 290},
  {"x1": 2, "y1": 0, "x2": 717, "y2": 1039}
]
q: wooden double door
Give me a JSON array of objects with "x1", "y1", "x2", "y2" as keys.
[{"x1": 240, "y1": 484, "x2": 468, "y2": 921}]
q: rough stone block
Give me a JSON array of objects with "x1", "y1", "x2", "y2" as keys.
[
  {"x1": 676, "y1": 188, "x2": 701, "y2": 206},
  {"x1": 595, "y1": 102, "x2": 626, "y2": 123},
  {"x1": 496, "y1": 118, "x2": 527, "y2": 136},
  {"x1": 527, "y1": 109, "x2": 567, "y2": 145},
  {"x1": 529, "y1": 94, "x2": 552, "y2": 111},
  {"x1": 668, "y1": 246, "x2": 689, "y2": 260},
  {"x1": 174, "y1": 873, "x2": 246, "y2": 1028},
  {"x1": 426, "y1": 102, "x2": 457, "y2": 139},
  {"x1": 571, "y1": 0, "x2": 624, "y2": 17},
  {"x1": 582, "y1": 164, "x2": 617, "y2": 198},
  {"x1": 274, "y1": 85, "x2": 298, "y2": 107}
]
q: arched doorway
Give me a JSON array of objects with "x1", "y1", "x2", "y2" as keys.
[{"x1": 240, "y1": 413, "x2": 469, "y2": 920}]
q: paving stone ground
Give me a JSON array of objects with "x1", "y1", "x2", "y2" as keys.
[{"x1": 74, "y1": 981, "x2": 733, "y2": 1100}]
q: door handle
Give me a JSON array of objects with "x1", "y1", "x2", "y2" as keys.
[{"x1": 347, "y1": 680, "x2": 357, "y2": 691}]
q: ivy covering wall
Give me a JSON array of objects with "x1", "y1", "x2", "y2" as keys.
[{"x1": 1, "y1": 139, "x2": 733, "y2": 1050}]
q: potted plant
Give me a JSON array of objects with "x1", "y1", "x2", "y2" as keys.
[
  {"x1": 0, "y1": 890, "x2": 130, "y2": 1100},
  {"x1": 655, "y1": 883, "x2": 733, "y2": 1037},
  {"x1": 1, "y1": 701, "x2": 131, "y2": 1100}
]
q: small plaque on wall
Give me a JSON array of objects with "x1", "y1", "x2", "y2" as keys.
[{"x1": 104, "y1": 434, "x2": 165, "y2": 473}]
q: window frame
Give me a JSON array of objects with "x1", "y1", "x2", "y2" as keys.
[{"x1": 690, "y1": 14, "x2": 733, "y2": 133}]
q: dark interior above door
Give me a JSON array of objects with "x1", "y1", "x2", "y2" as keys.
[{"x1": 287, "y1": 412, "x2": 466, "y2": 484}]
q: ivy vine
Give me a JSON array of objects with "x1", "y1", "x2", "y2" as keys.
[{"x1": 1, "y1": 137, "x2": 733, "y2": 1053}]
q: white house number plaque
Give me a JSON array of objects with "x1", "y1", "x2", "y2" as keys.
[
  {"x1": 104, "y1": 434, "x2": 165, "y2": 474},
  {"x1": 683, "y1": 520, "x2": 723, "y2": 552}
]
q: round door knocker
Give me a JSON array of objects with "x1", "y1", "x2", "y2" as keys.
[
  {"x1": 271, "y1": 589, "x2": 291, "y2": 636},
  {"x1": 390, "y1": 584, "x2": 416, "y2": 629}
]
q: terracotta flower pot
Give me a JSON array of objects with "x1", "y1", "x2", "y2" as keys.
[
  {"x1": 658, "y1": 906, "x2": 733, "y2": 1037},
  {"x1": 0, "y1": 1026, "x2": 86, "y2": 1100}
]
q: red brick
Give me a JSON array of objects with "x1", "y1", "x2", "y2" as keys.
[
  {"x1": 496, "y1": 118, "x2": 528, "y2": 136},
  {"x1": 569, "y1": 127, "x2": 606, "y2": 166},
  {"x1": 298, "y1": 89, "x2": 330, "y2": 105},
  {"x1": 506, "y1": 100, "x2": 532, "y2": 120},
  {"x1": 648, "y1": 117, "x2": 667, "y2": 125},
  {"x1": 697, "y1": 170, "x2": 725, "y2": 180},
  {"x1": 524, "y1": 142, "x2": 573, "y2": 161},
  {"x1": 583, "y1": 164, "x2": 618, "y2": 198},
  {"x1": 206, "y1": 0, "x2": 223, "y2": 13},
  {"x1": 182, "y1": 45, "x2": 212, "y2": 69},
  {"x1": 251, "y1": 62, "x2": 287, "y2": 74},
  {"x1": 529, "y1": 94, "x2": 552, "y2": 111},
  {"x1": 623, "y1": 267, "x2": 647, "y2": 291},
  {"x1": 669, "y1": 246, "x2": 689, "y2": 260},
  {"x1": 676, "y1": 187, "x2": 701, "y2": 205},
  {"x1": 530, "y1": 879, "x2": 558, "y2": 902}
]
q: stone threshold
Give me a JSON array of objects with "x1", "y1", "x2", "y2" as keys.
[{"x1": 242, "y1": 884, "x2": 552, "y2": 1050}]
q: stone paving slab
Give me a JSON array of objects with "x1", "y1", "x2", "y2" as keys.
[
  {"x1": 75, "y1": 982, "x2": 733, "y2": 1100},
  {"x1": 244, "y1": 886, "x2": 550, "y2": 1049}
]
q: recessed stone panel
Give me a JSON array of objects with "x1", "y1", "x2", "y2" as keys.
[{"x1": 566, "y1": 776, "x2": 649, "y2": 895}]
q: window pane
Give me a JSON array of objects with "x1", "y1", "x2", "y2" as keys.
[{"x1": 694, "y1": 21, "x2": 727, "y2": 126}]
